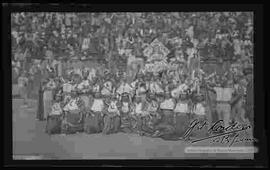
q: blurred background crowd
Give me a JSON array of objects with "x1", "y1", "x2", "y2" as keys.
[
  {"x1": 11, "y1": 12, "x2": 254, "y2": 139},
  {"x1": 11, "y1": 12, "x2": 253, "y2": 102}
]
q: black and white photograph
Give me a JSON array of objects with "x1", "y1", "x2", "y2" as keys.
[{"x1": 3, "y1": 3, "x2": 267, "y2": 167}]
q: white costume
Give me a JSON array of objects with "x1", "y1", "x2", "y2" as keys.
[
  {"x1": 134, "y1": 102, "x2": 147, "y2": 116},
  {"x1": 87, "y1": 68, "x2": 96, "y2": 81},
  {"x1": 117, "y1": 82, "x2": 133, "y2": 95},
  {"x1": 108, "y1": 101, "x2": 120, "y2": 116},
  {"x1": 147, "y1": 101, "x2": 159, "y2": 115},
  {"x1": 171, "y1": 83, "x2": 188, "y2": 98},
  {"x1": 63, "y1": 98, "x2": 79, "y2": 111},
  {"x1": 92, "y1": 84, "x2": 100, "y2": 93},
  {"x1": 131, "y1": 80, "x2": 138, "y2": 89},
  {"x1": 77, "y1": 79, "x2": 90, "y2": 93},
  {"x1": 194, "y1": 103, "x2": 206, "y2": 116},
  {"x1": 160, "y1": 98, "x2": 175, "y2": 110},
  {"x1": 121, "y1": 102, "x2": 130, "y2": 113},
  {"x1": 137, "y1": 86, "x2": 147, "y2": 95},
  {"x1": 174, "y1": 101, "x2": 189, "y2": 113},
  {"x1": 77, "y1": 80, "x2": 90, "y2": 90},
  {"x1": 91, "y1": 99, "x2": 104, "y2": 112},
  {"x1": 50, "y1": 103, "x2": 62, "y2": 116},
  {"x1": 214, "y1": 87, "x2": 234, "y2": 127},
  {"x1": 136, "y1": 82, "x2": 147, "y2": 95},
  {"x1": 214, "y1": 87, "x2": 234, "y2": 102},
  {"x1": 135, "y1": 103, "x2": 142, "y2": 114},
  {"x1": 101, "y1": 81, "x2": 113, "y2": 96},
  {"x1": 63, "y1": 82, "x2": 74, "y2": 93},
  {"x1": 149, "y1": 81, "x2": 164, "y2": 94}
]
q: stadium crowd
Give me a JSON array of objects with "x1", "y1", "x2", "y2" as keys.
[{"x1": 12, "y1": 12, "x2": 254, "y2": 140}]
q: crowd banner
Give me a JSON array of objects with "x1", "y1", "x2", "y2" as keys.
[
  {"x1": 144, "y1": 60, "x2": 168, "y2": 73},
  {"x1": 143, "y1": 39, "x2": 170, "y2": 62},
  {"x1": 142, "y1": 39, "x2": 171, "y2": 73}
]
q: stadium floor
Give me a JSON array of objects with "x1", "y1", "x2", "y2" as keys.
[{"x1": 12, "y1": 98, "x2": 254, "y2": 159}]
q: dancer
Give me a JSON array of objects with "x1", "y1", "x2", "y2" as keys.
[
  {"x1": 119, "y1": 93, "x2": 133, "y2": 133},
  {"x1": 214, "y1": 78, "x2": 234, "y2": 128},
  {"x1": 45, "y1": 94, "x2": 63, "y2": 134},
  {"x1": 36, "y1": 79, "x2": 46, "y2": 120},
  {"x1": 43, "y1": 77, "x2": 56, "y2": 120},
  {"x1": 18, "y1": 71, "x2": 29, "y2": 107},
  {"x1": 102, "y1": 96, "x2": 121, "y2": 134},
  {"x1": 174, "y1": 93, "x2": 191, "y2": 137},
  {"x1": 61, "y1": 92, "x2": 84, "y2": 134},
  {"x1": 84, "y1": 91, "x2": 105, "y2": 134},
  {"x1": 153, "y1": 92, "x2": 177, "y2": 140}
]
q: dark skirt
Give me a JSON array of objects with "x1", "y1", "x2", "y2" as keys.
[
  {"x1": 79, "y1": 95, "x2": 91, "y2": 109},
  {"x1": 45, "y1": 115, "x2": 62, "y2": 134},
  {"x1": 162, "y1": 110, "x2": 175, "y2": 125},
  {"x1": 43, "y1": 90, "x2": 53, "y2": 120},
  {"x1": 36, "y1": 88, "x2": 44, "y2": 120},
  {"x1": 102, "y1": 114, "x2": 121, "y2": 135},
  {"x1": 155, "y1": 123, "x2": 177, "y2": 140},
  {"x1": 189, "y1": 115, "x2": 209, "y2": 139},
  {"x1": 135, "y1": 115, "x2": 143, "y2": 133},
  {"x1": 120, "y1": 113, "x2": 133, "y2": 133},
  {"x1": 61, "y1": 110, "x2": 84, "y2": 134},
  {"x1": 26, "y1": 80, "x2": 32, "y2": 98},
  {"x1": 137, "y1": 115, "x2": 155, "y2": 136},
  {"x1": 245, "y1": 105, "x2": 254, "y2": 127},
  {"x1": 84, "y1": 111, "x2": 104, "y2": 134},
  {"x1": 154, "y1": 110, "x2": 179, "y2": 140},
  {"x1": 174, "y1": 113, "x2": 190, "y2": 137}
]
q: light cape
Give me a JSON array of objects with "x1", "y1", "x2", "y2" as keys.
[
  {"x1": 193, "y1": 103, "x2": 206, "y2": 115},
  {"x1": 91, "y1": 98, "x2": 104, "y2": 112}
]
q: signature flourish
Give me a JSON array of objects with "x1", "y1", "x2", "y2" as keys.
[{"x1": 182, "y1": 119, "x2": 256, "y2": 146}]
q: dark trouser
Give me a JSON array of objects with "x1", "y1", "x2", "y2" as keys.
[
  {"x1": 79, "y1": 94, "x2": 92, "y2": 110},
  {"x1": 45, "y1": 115, "x2": 62, "y2": 134},
  {"x1": 136, "y1": 115, "x2": 143, "y2": 132},
  {"x1": 174, "y1": 112, "x2": 190, "y2": 137},
  {"x1": 231, "y1": 99, "x2": 247, "y2": 125},
  {"x1": 162, "y1": 109, "x2": 175, "y2": 125},
  {"x1": 102, "y1": 113, "x2": 121, "y2": 135},
  {"x1": 27, "y1": 80, "x2": 34, "y2": 99},
  {"x1": 155, "y1": 123, "x2": 177, "y2": 140},
  {"x1": 246, "y1": 106, "x2": 254, "y2": 128},
  {"x1": 216, "y1": 102, "x2": 231, "y2": 127},
  {"x1": 155, "y1": 110, "x2": 176, "y2": 139},
  {"x1": 189, "y1": 115, "x2": 208, "y2": 138},
  {"x1": 136, "y1": 115, "x2": 154, "y2": 136},
  {"x1": 120, "y1": 111, "x2": 133, "y2": 133},
  {"x1": 19, "y1": 86, "x2": 28, "y2": 104},
  {"x1": 84, "y1": 111, "x2": 104, "y2": 134},
  {"x1": 61, "y1": 111, "x2": 84, "y2": 134},
  {"x1": 36, "y1": 89, "x2": 44, "y2": 120}
]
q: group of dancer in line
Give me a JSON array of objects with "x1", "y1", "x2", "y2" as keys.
[{"x1": 37, "y1": 64, "x2": 250, "y2": 141}]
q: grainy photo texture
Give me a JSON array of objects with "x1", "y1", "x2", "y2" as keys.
[{"x1": 11, "y1": 12, "x2": 255, "y2": 160}]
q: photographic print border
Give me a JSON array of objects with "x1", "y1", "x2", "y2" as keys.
[{"x1": 3, "y1": 3, "x2": 267, "y2": 167}]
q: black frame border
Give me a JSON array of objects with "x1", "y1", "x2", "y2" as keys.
[{"x1": 2, "y1": 3, "x2": 267, "y2": 167}]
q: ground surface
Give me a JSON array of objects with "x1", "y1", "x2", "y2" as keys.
[{"x1": 12, "y1": 98, "x2": 254, "y2": 159}]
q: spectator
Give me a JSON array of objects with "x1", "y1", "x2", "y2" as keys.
[{"x1": 18, "y1": 71, "x2": 29, "y2": 107}]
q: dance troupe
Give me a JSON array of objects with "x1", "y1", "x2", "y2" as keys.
[{"x1": 36, "y1": 62, "x2": 248, "y2": 141}]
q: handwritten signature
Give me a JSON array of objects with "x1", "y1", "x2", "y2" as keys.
[
  {"x1": 183, "y1": 119, "x2": 256, "y2": 146},
  {"x1": 209, "y1": 133, "x2": 257, "y2": 146}
]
